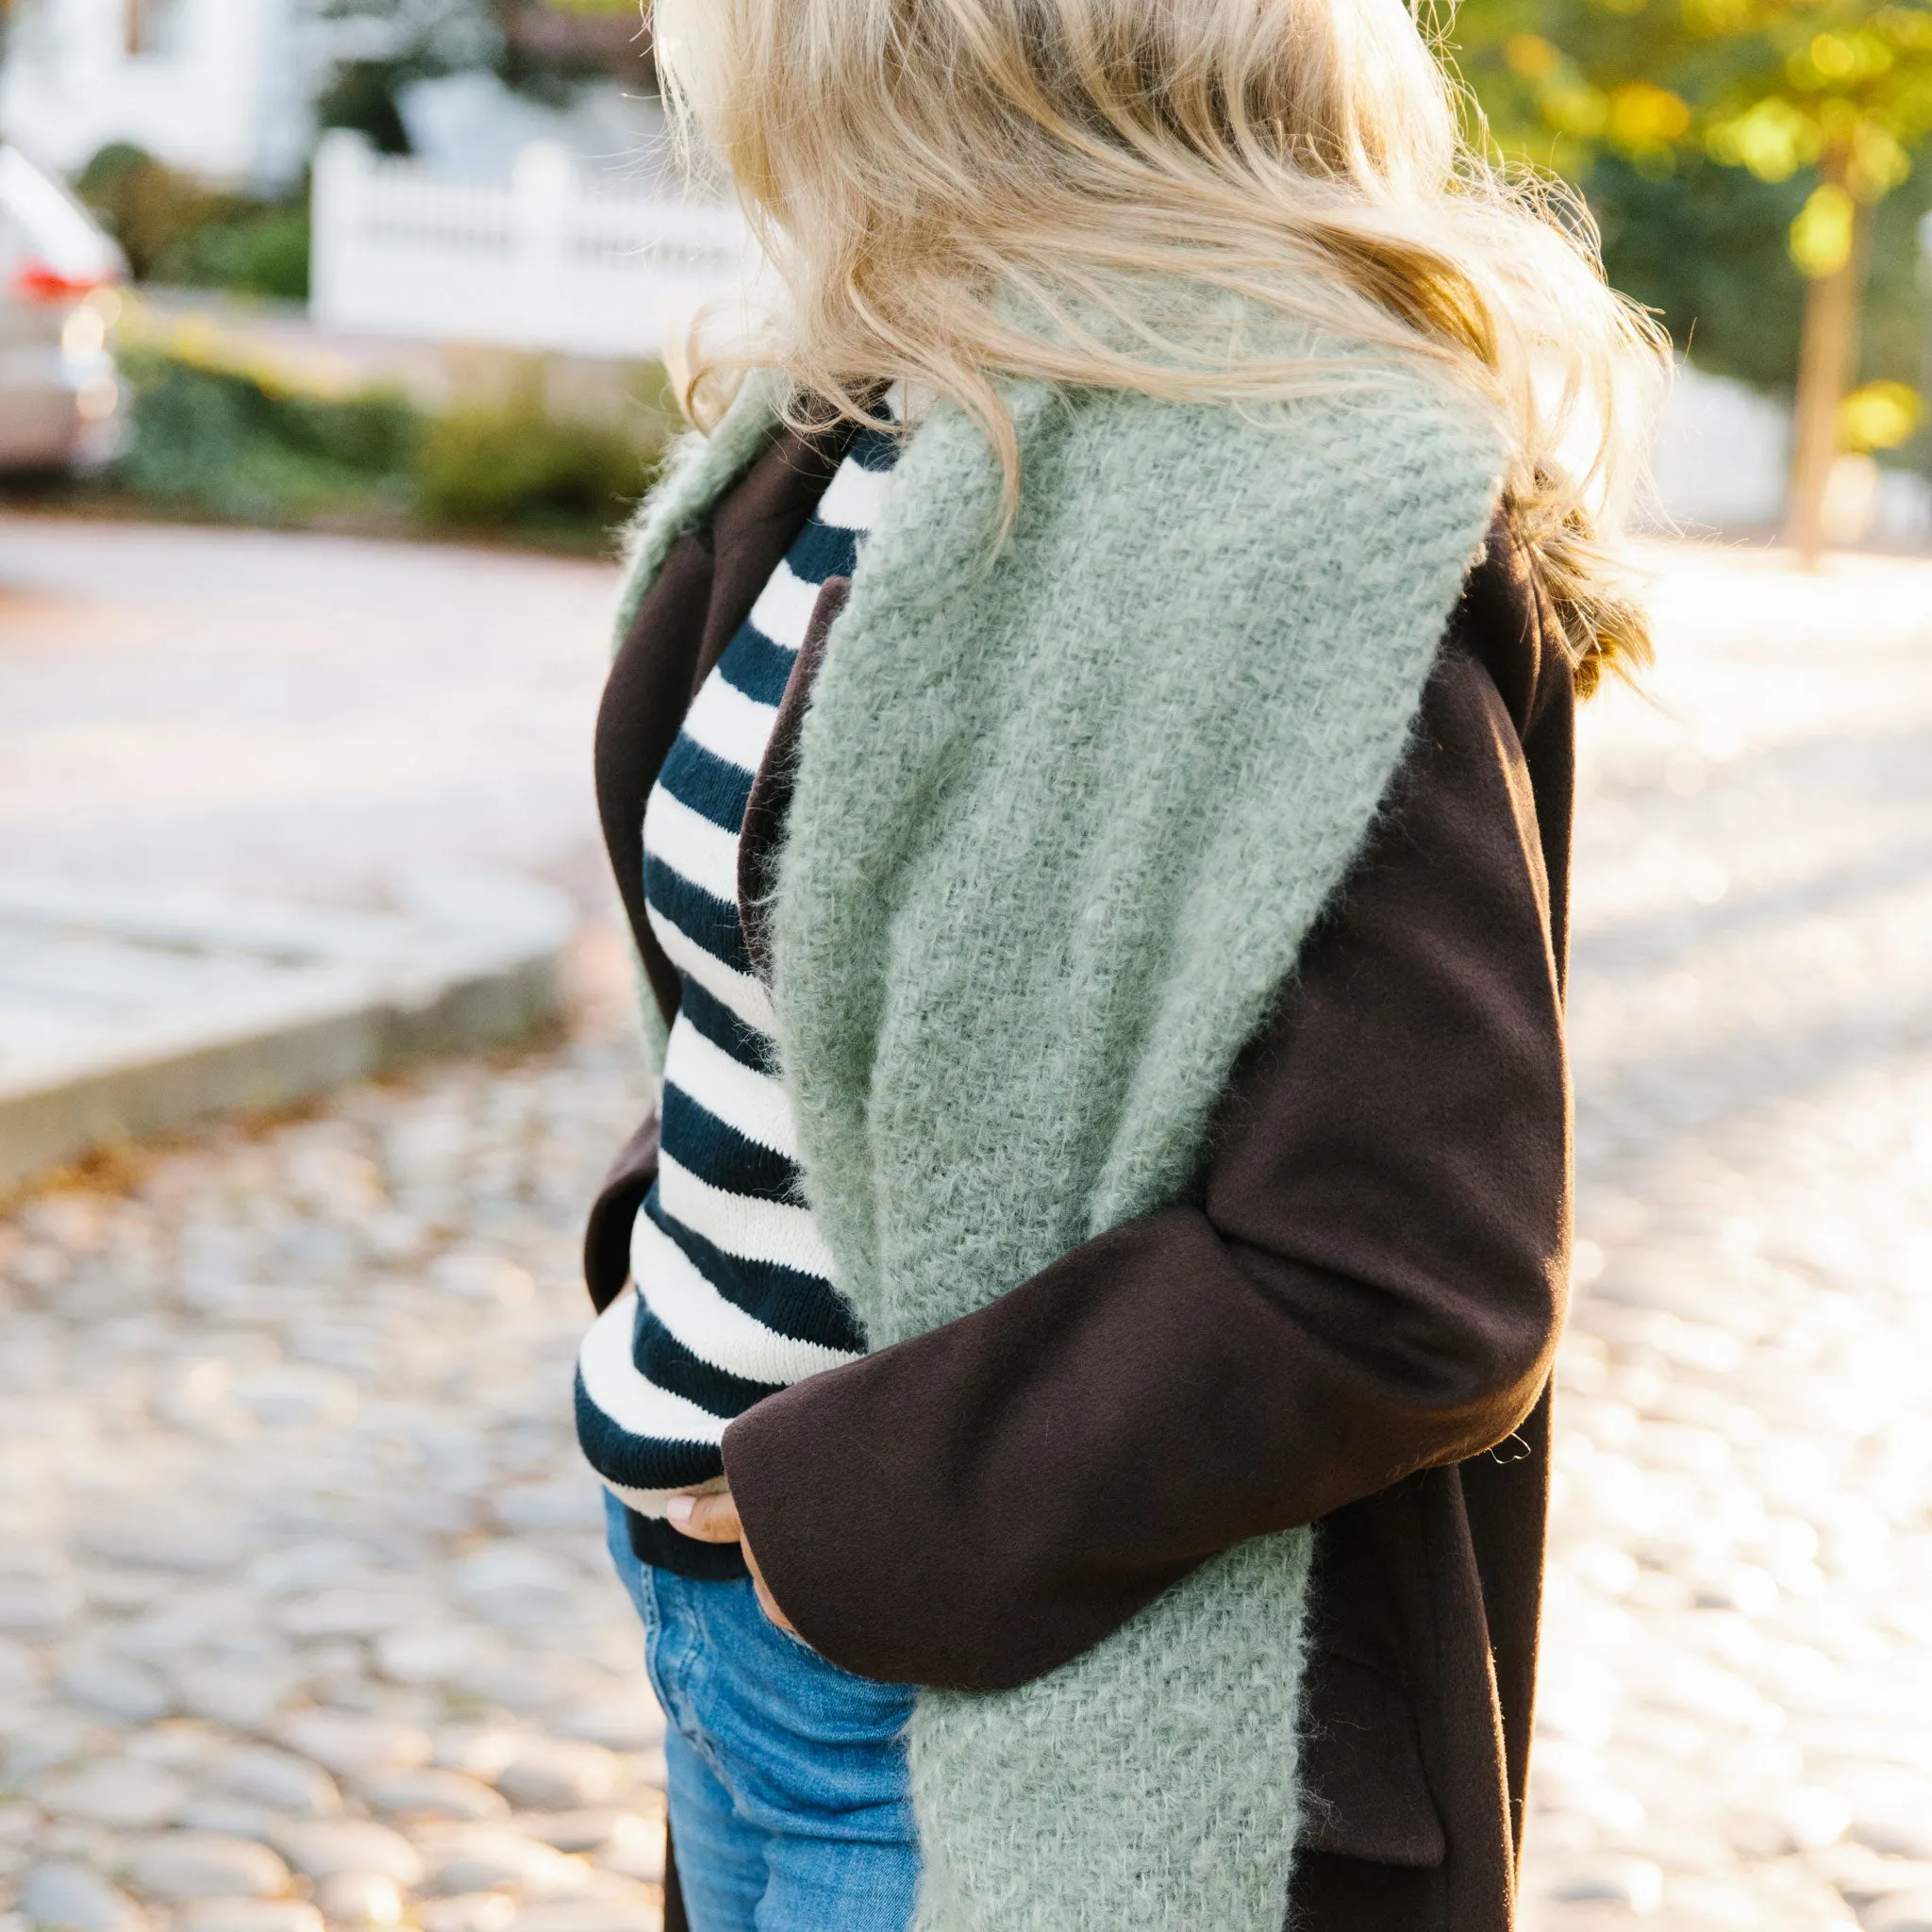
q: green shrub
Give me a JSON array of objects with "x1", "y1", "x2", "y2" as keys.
[
  {"x1": 114, "y1": 349, "x2": 418, "y2": 524},
  {"x1": 77, "y1": 144, "x2": 243, "y2": 282},
  {"x1": 77, "y1": 143, "x2": 309, "y2": 299},
  {"x1": 108, "y1": 345, "x2": 665, "y2": 543},
  {"x1": 416, "y1": 391, "x2": 660, "y2": 534},
  {"x1": 158, "y1": 208, "x2": 311, "y2": 303}
]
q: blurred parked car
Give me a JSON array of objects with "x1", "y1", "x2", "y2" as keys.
[{"x1": 0, "y1": 144, "x2": 125, "y2": 472}]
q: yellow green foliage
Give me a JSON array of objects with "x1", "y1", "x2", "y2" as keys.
[
  {"x1": 1455, "y1": 0, "x2": 1932, "y2": 188},
  {"x1": 1452, "y1": 0, "x2": 1932, "y2": 419},
  {"x1": 1840, "y1": 376, "x2": 1924, "y2": 444}
]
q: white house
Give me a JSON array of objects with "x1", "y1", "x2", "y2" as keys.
[
  {"x1": 0, "y1": 0, "x2": 317, "y2": 189},
  {"x1": 0, "y1": 0, "x2": 656, "y2": 193}
]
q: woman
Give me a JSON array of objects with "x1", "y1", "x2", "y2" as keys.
[{"x1": 576, "y1": 3, "x2": 1663, "y2": 1928}]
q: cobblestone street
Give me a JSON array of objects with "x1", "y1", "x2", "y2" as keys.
[
  {"x1": 1526, "y1": 545, "x2": 1932, "y2": 1929},
  {"x1": 1, "y1": 536, "x2": 1930, "y2": 1931},
  {"x1": 0, "y1": 993, "x2": 665, "y2": 1932}
]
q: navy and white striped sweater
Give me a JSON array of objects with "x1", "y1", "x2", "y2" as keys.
[{"x1": 575, "y1": 419, "x2": 901, "y2": 1574}]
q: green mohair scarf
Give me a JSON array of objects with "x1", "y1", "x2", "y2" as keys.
[{"x1": 616, "y1": 368, "x2": 1502, "y2": 1929}]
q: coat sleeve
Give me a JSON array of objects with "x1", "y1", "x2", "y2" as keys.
[
  {"x1": 582, "y1": 1113, "x2": 660, "y2": 1316},
  {"x1": 721, "y1": 632, "x2": 1573, "y2": 1691}
]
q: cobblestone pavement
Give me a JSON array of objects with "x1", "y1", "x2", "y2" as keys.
[
  {"x1": 1, "y1": 538, "x2": 1929, "y2": 1932},
  {"x1": 1524, "y1": 544, "x2": 1932, "y2": 1930},
  {"x1": 0, "y1": 964, "x2": 666, "y2": 1932}
]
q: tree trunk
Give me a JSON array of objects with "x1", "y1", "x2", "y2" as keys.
[{"x1": 1784, "y1": 157, "x2": 1874, "y2": 567}]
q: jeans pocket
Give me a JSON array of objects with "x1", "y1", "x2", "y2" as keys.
[
  {"x1": 766, "y1": 1607, "x2": 912, "y2": 1711},
  {"x1": 772, "y1": 1617, "x2": 834, "y2": 1664}
]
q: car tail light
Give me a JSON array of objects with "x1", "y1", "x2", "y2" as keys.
[{"x1": 13, "y1": 259, "x2": 112, "y2": 304}]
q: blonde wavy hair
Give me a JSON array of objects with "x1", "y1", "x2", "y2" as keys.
[{"x1": 654, "y1": 0, "x2": 1668, "y2": 692}]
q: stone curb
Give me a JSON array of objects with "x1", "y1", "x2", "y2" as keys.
[{"x1": 0, "y1": 867, "x2": 575, "y2": 1192}]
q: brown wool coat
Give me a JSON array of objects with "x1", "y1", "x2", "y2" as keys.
[{"x1": 587, "y1": 420, "x2": 1576, "y2": 1932}]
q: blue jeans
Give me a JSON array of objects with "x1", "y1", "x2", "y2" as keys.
[{"x1": 604, "y1": 1496, "x2": 921, "y2": 1932}]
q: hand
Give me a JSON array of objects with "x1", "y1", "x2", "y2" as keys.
[{"x1": 664, "y1": 1487, "x2": 797, "y2": 1634}]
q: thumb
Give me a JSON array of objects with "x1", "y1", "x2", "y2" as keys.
[{"x1": 665, "y1": 1489, "x2": 743, "y2": 1543}]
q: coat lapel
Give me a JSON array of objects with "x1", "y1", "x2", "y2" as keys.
[{"x1": 595, "y1": 400, "x2": 854, "y2": 1033}]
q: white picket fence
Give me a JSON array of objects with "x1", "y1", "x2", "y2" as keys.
[
  {"x1": 305, "y1": 137, "x2": 1932, "y2": 546},
  {"x1": 308, "y1": 129, "x2": 756, "y2": 361}
]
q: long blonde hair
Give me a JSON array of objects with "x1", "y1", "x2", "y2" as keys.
[{"x1": 654, "y1": 0, "x2": 1668, "y2": 692}]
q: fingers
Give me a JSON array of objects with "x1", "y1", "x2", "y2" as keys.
[
  {"x1": 664, "y1": 1489, "x2": 742, "y2": 1543},
  {"x1": 662, "y1": 1490, "x2": 798, "y2": 1636}
]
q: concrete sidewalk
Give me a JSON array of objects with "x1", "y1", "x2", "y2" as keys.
[
  {"x1": 0, "y1": 870, "x2": 574, "y2": 1193},
  {"x1": 0, "y1": 515, "x2": 625, "y2": 1185}
]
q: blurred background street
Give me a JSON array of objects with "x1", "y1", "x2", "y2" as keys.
[
  {"x1": 1530, "y1": 546, "x2": 1932, "y2": 1929},
  {"x1": 3, "y1": 533, "x2": 1928, "y2": 1932},
  {"x1": 0, "y1": 516, "x2": 618, "y2": 907},
  {"x1": 4, "y1": 0, "x2": 1932, "y2": 1927}
]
